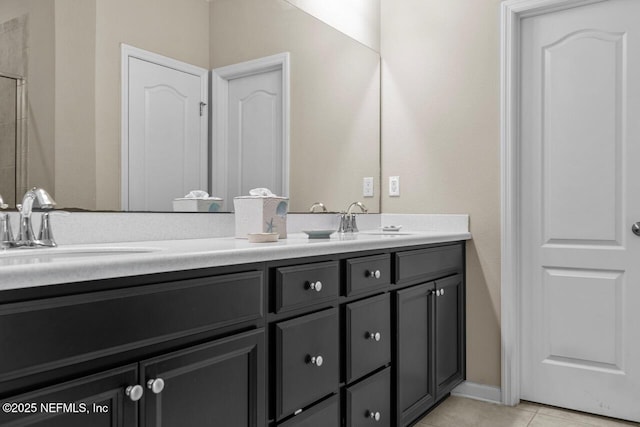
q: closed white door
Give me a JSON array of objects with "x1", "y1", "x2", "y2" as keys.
[
  {"x1": 226, "y1": 69, "x2": 283, "y2": 202},
  {"x1": 126, "y1": 54, "x2": 207, "y2": 211},
  {"x1": 520, "y1": 0, "x2": 640, "y2": 421}
]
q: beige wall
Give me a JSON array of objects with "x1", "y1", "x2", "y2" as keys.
[
  {"x1": 210, "y1": 0, "x2": 380, "y2": 213},
  {"x1": 381, "y1": 0, "x2": 502, "y2": 387},
  {"x1": 94, "y1": 0, "x2": 210, "y2": 210},
  {"x1": 55, "y1": 0, "x2": 97, "y2": 209},
  {"x1": 0, "y1": 1, "x2": 55, "y2": 202}
]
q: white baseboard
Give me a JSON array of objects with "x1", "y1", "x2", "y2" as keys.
[{"x1": 452, "y1": 381, "x2": 502, "y2": 404}]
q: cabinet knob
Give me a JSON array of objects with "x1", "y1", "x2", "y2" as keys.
[
  {"x1": 307, "y1": 281, "x2": 323, "y2": 292},
  {"x1": 366, "y1": 270, "x2": 381, "y2": 279},
  {"x1": 366, "y1": 331, "x2": 382, "y2": 341},
  {"x1": 441, "y1": 288, "x2": 445, "y2": 296},
  {"x1": 125, "y1": 385, "x2": 144, "y2": 402},
  {"x1": 435, "y1": 289, "x2": 441, "y2": 297},
  {"x1": 147, "y1": 378, "x2": 165, "y2": 394},
  {"x1": 306, "y1": 355, "x2": 324, "y2": 367},
  {"x1": 366, "y1": 410, "x2": 381, "y2": 421}
]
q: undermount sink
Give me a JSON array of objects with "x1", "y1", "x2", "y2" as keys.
[{"x1": 0, "y1": 246, "x2": 161, "y2": 264}]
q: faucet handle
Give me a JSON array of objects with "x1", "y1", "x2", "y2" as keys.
[
  {"x1": 0, "y1": 213, "x2": 15, "y2": 248},
  {"x1": 37, "y1": 211, "x2": 69, "y2": 248}
]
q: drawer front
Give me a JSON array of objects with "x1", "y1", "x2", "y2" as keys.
[
  {"x1": 345, "y1": 294, "x2": 391, "y2": 383},
  {"x1": 346, "y1": 367, "x2": 391, "y2": 427},
  {"x1": 346, "y1": 254, "x2": 391, "y2": 296},
  {"x1": 395, "y1": 244, "x2": 463, "y2": 286},
  {"x1": 275, "y1": 261, "x2": 339, "y2": 313},
  {"x1": 275, "y1": 309, "x2": 339, "y2": 420},
  {"x1": 278, "y1": 395, "x2": 340, "y2": 427},
  {"x1": 0, "y1": 271, "x2": 263, "y2": 382}
]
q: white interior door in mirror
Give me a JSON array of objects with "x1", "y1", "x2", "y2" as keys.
[
  {"x1": 212, "y1": 53, "x2": 290, "y2": 211},
  {"x1": 228, "y1": 70, "x2": 283, "y2": 201},
  {"x1": 123, "y1": 47, "x2": 208, "y2": 211},
  {"x1": 519, "y1": 0, "x2": 640, "y2": 421}
]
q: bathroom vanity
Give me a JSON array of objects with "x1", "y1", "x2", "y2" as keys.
[{"x1": 0, "y1": 232, "x2": 468, "y2": 427}]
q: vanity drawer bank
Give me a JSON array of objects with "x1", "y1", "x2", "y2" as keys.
[{"x1": 0, "y1": 232, "x2": 469, "y2": 427}]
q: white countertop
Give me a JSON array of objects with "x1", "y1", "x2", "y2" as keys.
[{"x1": 0, "y1": 231, "x2": 470, "y2": 291}]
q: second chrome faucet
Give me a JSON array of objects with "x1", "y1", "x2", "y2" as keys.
[
  {"x1": 338, "y1": 201, "x2": 368, "y2": 233},
  {"x1": 1, "y1": 188, "x2": 60, "y2": 248}
]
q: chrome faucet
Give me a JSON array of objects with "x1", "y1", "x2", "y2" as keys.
[
  {"x1": 338, "y1": 202, "x2": 368, "y2": 233},
  {"x1": 309, "y1": 202, "x2": 328, "y2": 213},
  {"x1": 16, "y1": 187, "x2": 57, "y2": 247},
  {"x1": 0, "y1": 193, "x2": 15, "y2": 248}
]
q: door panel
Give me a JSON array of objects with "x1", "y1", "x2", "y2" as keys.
[
  {"x1": 140, "y1": 329, "x2": 265, "y2": 427},
  {"x1": 0, "y1": 365, "x2": 137, "y2": 427},
  {"x1": 395, "y1": 282, "x2": 434, "y2": 426},
  {"x1": 520, "y1": 0, "x2": 640, "y2": 421},
  {"x1": 227, "y1": 69, "x2": 283, "y2": 202},
  {"x1": 434, "y1": 274, "x2": 464, "y2": 398},
  {"x1": 128, "y1": 56, "x2": 207, "y2": 211}
]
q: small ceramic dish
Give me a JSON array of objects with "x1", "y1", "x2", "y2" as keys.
[
  {"x1": 381, "y1": 225, "x2": 403, "y2": 232},
  {"x1": 302, "y1": 229, "x2": 336, "y2": 239},
  {"x1": 247, "y1": 232, "x2": 279, "y2": 243}
]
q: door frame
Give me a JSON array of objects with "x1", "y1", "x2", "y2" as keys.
[
  {"x1": 120, "y1": 44, "x2": 209, "y2": 211},
  {"x1": 500, "y1": 0, "x2": 609, "y2": 406},
  {"x1": 211, "y1": 52, "x2": 290, "y2": 204}
]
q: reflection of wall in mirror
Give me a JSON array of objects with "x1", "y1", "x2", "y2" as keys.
[
  {"x1": 211, "y1": 0, "x2": 380, "y2": 212},
  {"x1": 0, "y1": 0, "x2": 380, "y2": 212}
]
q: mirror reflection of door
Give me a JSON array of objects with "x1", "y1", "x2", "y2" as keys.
[
  {"x1": 0, "y1": 75, "x2": 17, "y2": 207},
  {"x1": 212, "y1": 53, "x2": 290, "y2": 211},
  {"x1": 122, "y1": 45, "x2": 208, "y2": 212}
]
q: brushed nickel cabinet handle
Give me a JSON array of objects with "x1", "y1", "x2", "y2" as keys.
[{"x1": 125, "y1": 385, "x2": 144, "y2": 402}]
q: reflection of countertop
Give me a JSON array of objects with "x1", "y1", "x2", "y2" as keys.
[{"x1": 0, "y1": 231, "x2": 471, "y2": 291}]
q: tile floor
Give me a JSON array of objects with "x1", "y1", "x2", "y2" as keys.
[{"x1": 415, "y1": 396, "x2": 640, "y2": 427}]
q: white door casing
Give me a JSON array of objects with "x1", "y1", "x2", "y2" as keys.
[
  {"x1": 121, "y1": 44, "x2": 208, "y2": 211},
  {"x1": 502, "y1": 0, "x2": 640, "y2": 421},
  {"x1": 211, "y1": 53, "x2": 290, "y2": 211}
]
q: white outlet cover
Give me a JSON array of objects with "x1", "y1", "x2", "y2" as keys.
[
  {"x1": 363, "y1": 177, "x2": 374, "y2": 197},
  {"x1": 389, "y1": 176, "x2": 400, "y2": 197}
]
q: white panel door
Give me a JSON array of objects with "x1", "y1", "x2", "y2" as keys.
[
  {"x1": 127, "y1": 57, "x2": 207, "y2": 211},
  {"x1": 520, "y1": 0, "x2": 640, "y2": 421},
  {"x1": 226, "y1": 69, "x2": 283, "y2": 203}
]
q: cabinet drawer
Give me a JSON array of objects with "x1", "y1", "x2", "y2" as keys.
[
  {"x1": 275, "y1": 309, "x2": 339, "y2": 420},
  {"x1": 0, "y1": 271, "x2": 263, "y2": 382},
  {"x1": 345, "y1": 293, "x2": 391, "y2": 383},
  {"x1": 395, "y1": 244, "x2": 463, "y2": 286},
  {"x1": 346, "y1": 254, "x2": 391, "y2": 296},
  {"x1": 275, "y1": 261, "x2": 339, "y2": 313},
  {"x1": 346, "y1": 367, "x2": 391, "y2": 427},
  {"x1": 278, "y1": 395, "x2": 340, "y2": 427}
]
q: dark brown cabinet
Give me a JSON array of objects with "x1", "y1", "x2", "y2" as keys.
[
  {"x1": 345, "y1": 367, "x2": 392, "y2": 427},
  {"x1": 0, "y1": 364, "x2": 138, "y2": 427},
  {"x1": 0, "y1": 241, "x2": 465, "y2": 427},
  {"x1": 395, "y1": 282, "x2": 435, "y2": 427},
  {"x1": 275, "y1": 309, "x2": 339, "y2": 420},
  {"x1": 435, "y1": 274, "x2": 465, "y2": 399},
  {"x1": 345, "y1": 293, "x2": 391, "y2": 383},
  {"x1": 140, "y1": 329, "x2": 265, "y2": 427},
  {"x1": 394, "y1": 246, "x2": 465, "y2": 427}
]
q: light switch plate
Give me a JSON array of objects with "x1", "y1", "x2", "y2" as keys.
[
  {"x1": 389, "y1": 176, "x2": 400, "y2": 197},
  {"x1": 363, "y1": 177, "x2": 374, "y2": 197}
]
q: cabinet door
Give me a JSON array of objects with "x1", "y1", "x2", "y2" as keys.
[
  {"x1": 434, "y1": 274, "x2": 465, "y2": 399},
  {"x1": 140, "y1": 329, "x2": 265, "y2": 427},
  {"x1": 277, "y1": 395, "x2": 340, "y2": 427},
  {"x1": 395, "y1": 282, "x2": 435, "y2": 427},
  {"x1": 0, "y1": 365, "x2": 138, "y2": 427},
  {"x1": 345, "y1": 367, "x2": 391, "y2": 427},
  {"x1": 345, "y1": 293, "x2": 391, "y2": 383},
  {"x1": 275, "y1": 309, "x2": 339, "y2": 420}
]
